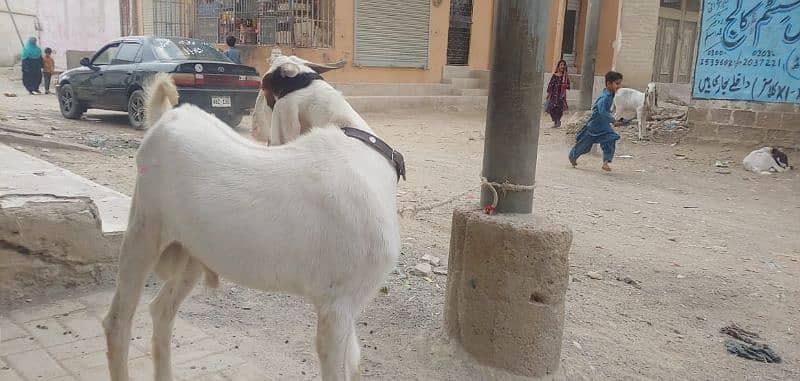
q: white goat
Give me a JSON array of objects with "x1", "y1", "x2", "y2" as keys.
[
  {"x1": 611, "y1": 82, "x2": 658, "y2": 140},
  {"x1": 251, "y1": 55, "x2": 360, "y2": 145},
  {"x1": 743, "y1": 146, "x2": 791, "y2": 173},
  {"x1": 103, "y1": 73, "x2": 402, "y2": 381}
]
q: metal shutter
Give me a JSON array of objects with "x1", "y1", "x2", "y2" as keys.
[{"x1": 354, "y1": 0, "x2": 430, "y2": 68}]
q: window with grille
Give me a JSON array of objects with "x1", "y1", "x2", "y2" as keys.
[{"x1": 192, "y1": 0, "x2": 334, "y2": 48}]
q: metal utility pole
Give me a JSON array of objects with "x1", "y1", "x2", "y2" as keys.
[
  {"x1": 480, "y1": 0, "x2": 551, "y2": 214},
  {"x1": 579, "y1": 0, "x2": 601, "y2": 110}
]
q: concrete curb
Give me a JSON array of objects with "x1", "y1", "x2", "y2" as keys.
[{"x1": 0, "y1": 131, "x2": 102, "y2": 153}]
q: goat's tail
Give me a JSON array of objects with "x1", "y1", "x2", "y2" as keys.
[{"x1": 144, "y1": 72, "x2": 179, "y2": 129}]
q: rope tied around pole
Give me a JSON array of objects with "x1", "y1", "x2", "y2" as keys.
[{"x1": 480, "y1": 176, "x2": 535, "y2": 215}]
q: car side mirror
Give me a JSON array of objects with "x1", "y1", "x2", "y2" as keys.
[{"x1": 80, "y1": 57, "x2": 91, "y2": 67}]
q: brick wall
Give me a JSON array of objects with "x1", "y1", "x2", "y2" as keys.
[
  {"x1": 687, "y1": 100, "x2": 800, "y2": 150},
  {"x1": 613, "y1": 0, "x2": 660, "y2": 90}
]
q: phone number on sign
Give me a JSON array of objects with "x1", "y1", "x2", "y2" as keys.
[{"x1": 698, "y1": 58, "x2": 781, "y2": 68}]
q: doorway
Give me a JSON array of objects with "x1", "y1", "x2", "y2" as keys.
[{"x1": 446, "y1": 0, "x2": 473, "y2": 65}]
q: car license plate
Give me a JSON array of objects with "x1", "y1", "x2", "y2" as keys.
[{"x1": 211, "y1": 96, "x2": 231, "y2": 108}]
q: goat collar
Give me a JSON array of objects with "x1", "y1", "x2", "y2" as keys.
[
  {"x1": 262, "y1": 71, "x2": 323, "y2": 99},
  {"x1": 341, "y1": 127, "x2": 406, "y2": 182}
]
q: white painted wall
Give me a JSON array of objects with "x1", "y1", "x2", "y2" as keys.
[
  {"x1": 0, "y1": 0, "x2": 40, "y2": 67},
  {"x1": 38, "y1": 0, "x2": 121, "y2": 70}
]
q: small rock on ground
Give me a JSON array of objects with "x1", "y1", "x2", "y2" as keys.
[
  {"x1": 432, "y1": 266, "x2": 448, "y2": 275},
  {"x1": 421, "y1": 254, "x2": 441, "y2": 266},
  {"x1": 586, "y1": 271, "x2": 603, "y2": 280},
  {"x1": 410, "y1": 263, "x2": 433, "y2": 277}
]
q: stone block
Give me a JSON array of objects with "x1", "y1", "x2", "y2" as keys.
[
  {"x1": 755, "y1": 112, "x2": 783, "y2": 129},
  {"x1": 174, "y1": 352, "x2": 247, "y2": 379},
  {"x1": 717, "y1": 126, "x2": 768, "y2": 145},
  {"x1": 0, "y1": 357, "x2": 24, "y2": 381},
  {"x1": 9, "y1": 300, "x2": 86, "y2": 323},
  {"x1": 708, "y1": 108, "x2": 732, "y2": 124},
  {"x1": 731, "y1": 110, "x2": 756, "y2": 126},
  {"x1": 691, "y1": 122, "x2": 718, "y2": 139},
  {"x1": 0, "y1": 337, "x2": 40, "y2": 357},
  {"x1": 765, "y1": 129, "x2": 800, "y2": 150},
  {"x1": 1, "y1": 317, "x2": 28, "y2": 342},
  {"x1": 20, "y1": 318, "x2": 80, "y2": 347},
  {"x1": 686, "y1": 106, "x2": 707, "y2": 122},
  {"x1": 780, "y1": 112, "x2": 800, "y2": 132},
  {"x1": 6, "y1": 348, "x2": 68, "y2": 380},
  {"x1": 446, "y1": 207, "x2": 572, "y2": 377}
]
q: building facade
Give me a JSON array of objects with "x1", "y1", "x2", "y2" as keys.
[{"x1": 0, "y1": 0, "x2": 122, "y2": 69}]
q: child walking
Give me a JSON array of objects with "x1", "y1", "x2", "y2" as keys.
[
  {"x1": 42, "y1": 48, "x2": 55, "y2": 94},
  {"x1": 569, "y1": 71, "x2": 623, "y2": 171},
  {"x1": 224, "y1": 36, "x2": 241, "y2": 64}
]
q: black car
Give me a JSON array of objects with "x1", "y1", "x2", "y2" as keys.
[{"x1": 56, "y1": 36, "x2": 260, "y2": 129}]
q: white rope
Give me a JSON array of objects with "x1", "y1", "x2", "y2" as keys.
[{"x1": 480, "y1": 176, "x2": 535, "y2": 213}]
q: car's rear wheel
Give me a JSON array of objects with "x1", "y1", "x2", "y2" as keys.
[
  {"x1": 218, "y1": 113, "x2": 243, "y2": 128},
  {"x1": 127, "y1": 90, "x2": 146, "y2": 129},
  {"x1": 59, "y1": 84, "x2": 84, "y2": 119}
]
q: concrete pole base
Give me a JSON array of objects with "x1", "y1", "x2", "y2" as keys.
[{"x1": 445, "y1": 207, "x2": 572, "y2": 378}]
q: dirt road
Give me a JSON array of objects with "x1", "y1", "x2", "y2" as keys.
[{"x1": 1, "y1": 70, "x2": 798, "y2": 380}]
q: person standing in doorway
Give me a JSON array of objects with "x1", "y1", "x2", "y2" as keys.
[
  {"x1": 224, "y1": 36, "x2": 241, "y2": 64},
  {"x1": 568, "y1": 71, "x2": 623, "y2": 172},
  {"x1": 42, "y1": 48, "x2": 55, "y2": 94},
  {"x1": 545, "y1": 59, "x2": 570, "y2": 128},
  {"x1": 21, "y1": 37, "x2": 43, "y2": 95}
]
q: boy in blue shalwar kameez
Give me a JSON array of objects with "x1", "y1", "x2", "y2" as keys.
[{"x1": 569, "y1": 71, "x2": 624, "y2": 171}]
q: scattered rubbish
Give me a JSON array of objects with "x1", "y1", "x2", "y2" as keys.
[
  {"x1": 35, "y1": 324, "x2": 48, "y2": 330},
  {"x1": 379, "y1": 286, "x2": 389, "y2": 294},
  {"x1": 16, "y1": 116, "x2": 28, "y2": 120},
  {"x1": 616, "y1": 276, "x2": 642, "y2": 289},
  {"x1": 391, "y1": 268, "x2": 407, "y2": 280},
  {"x1": 617, "y1": 155, "x2": 634, "y2": 159},
  {"x1": 674, "y1": 153, "x2": 686, "y2": 157},
  {"x1": 433, "y1": 266, "x2": 448, "y2": 276},
  {"x1": 683, "y1": 206, "x2": 699, "y2": 209},
  {"x1": 632, "y1": 210, "x2": 642, "y2": 214},
  {"x1": 635, "y1": 169, "x2": 646, "y2": 172},
  {"x1": 721, "y1": 324, "x2": 782, "y2": 363},
  {"x1": 585, "y1": 211, "x2": 602, "y2": 218},
  {"x1": 676, "y1": 274, "x2": 686, "y2": 279},
  {"x1": 572, "y1": 341, "x2": 583, "y2": 350},
  {"x1": 586, "y1": 271, "x2": 603, "y2": 280},
  {"x1": 32, "y1": 171, "x2": 45, "y2": 176},
  {"x1": 4, "y1": 92, "x2": 17, "y2": 97},
  {"x1": 645, "y1": 201, "x2": 659, "y2": 204},
  {"x1": 715, "y1": 160, "x2": 731, "y2": 168}
]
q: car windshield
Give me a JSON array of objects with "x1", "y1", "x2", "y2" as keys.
[{"x1": 152, "y1": 38, "x2": 231, "y2": 62}]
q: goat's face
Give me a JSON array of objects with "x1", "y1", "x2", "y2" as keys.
[{"x1": 646, "y1": 82, "x2": 658, "y2": 108}]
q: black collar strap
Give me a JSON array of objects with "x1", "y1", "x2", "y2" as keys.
[{"x1": 341, "y1": 127, "x2": 406, "y2": 182}]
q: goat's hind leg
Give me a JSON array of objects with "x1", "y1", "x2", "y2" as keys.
[
  {"x1": 103, "y1": 220, "x2": 161, "y2": 381},
  {"x1": 150, "y1": 245, "x2": 203, "y2": 381},
  {"x1": 316, "y1": 302, "x2": 360, "y2": 381}
]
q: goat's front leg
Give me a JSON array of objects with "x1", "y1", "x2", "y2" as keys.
[
  {"x1": 316, "y1": 304, "x2": 359, "y2": 381},
  {"x1": 150, "y1": 254, "x2": 202, "y2": 381},
  {"x1": 636, "y1": 105, "x2": 646, "y2": 140}
]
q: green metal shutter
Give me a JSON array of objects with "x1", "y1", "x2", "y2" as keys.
[{"x1": 354, "y1": 0, "x2": 431, "y2": 68}]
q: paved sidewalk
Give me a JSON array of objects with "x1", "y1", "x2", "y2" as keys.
[
  {"x1": 0, "y1": 143, "x2": 129, "y2": 234},
  {"x1": 1, "y1": 291, "x2": 268, "y2": 381}
]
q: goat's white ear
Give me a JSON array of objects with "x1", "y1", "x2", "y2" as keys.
[{"x1": 278, "y1": 62, "x2": 301, "y2": 78}]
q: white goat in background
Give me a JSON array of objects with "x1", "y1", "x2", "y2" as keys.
[
  {"x1": 251, "y1": 53, "x2": 351, "y2": 145},
  {"x1": 103, "y1": 72, "x2": 403, "y2": 381},
  {"x1": 612, "y1": 82, "x2": 658, "y2": 140}
]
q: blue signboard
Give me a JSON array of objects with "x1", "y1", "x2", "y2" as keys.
[{"x1": 693, "y1": 0, "x2": 800, "y2": 104}]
